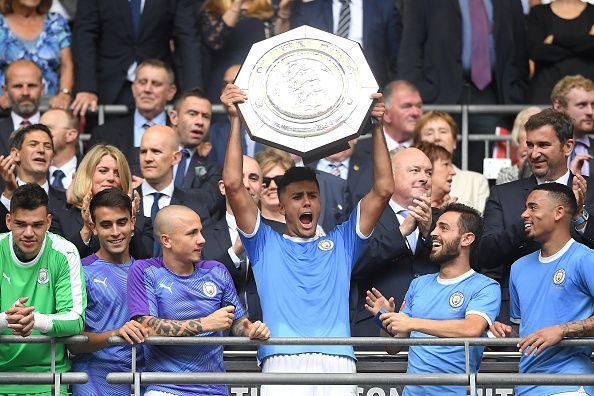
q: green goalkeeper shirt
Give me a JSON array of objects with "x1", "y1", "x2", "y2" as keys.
[{"x1": 0, "y1": 231, "x2": 86, "y2": 395}]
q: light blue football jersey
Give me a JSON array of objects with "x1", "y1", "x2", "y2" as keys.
[
  {"x1": 401, "y1": 270, "x2": 500, "y2": 396},
  {"x1": 239, "y1": 204, "x2": 369, "y2": 362},
  {"x1": 510, "y1": 239, "x2": 594, "y2": 396}
]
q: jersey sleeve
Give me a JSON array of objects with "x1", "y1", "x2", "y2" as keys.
[
  {"x1": 238, "y1": 213, "x2": 272, "y2": 267},
  {"x1": 333, "y1": 202, "x2": 371, "y2": 270},
  {"x1": 465, "y1": 280, "x2": 501, "y2": 326},
  {"x1": 47, "y1": 248, "x2": 87, "y2": 337},
  {"x1": 127, "y1": 261, "x2": 158, "y2": 319},
  {"x1": 219, "y1": 265, "x2": 246, "y2": 319},
  {"x1": 575, "y1": 247, "x2": 594, "y2": 298},
  {"x1": 509, "y1": 267, "x2": 521, "y2": 324}
]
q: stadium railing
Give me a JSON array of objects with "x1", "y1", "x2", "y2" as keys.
[
  {"x1": 37, "y1": 103, "x2": 545, "y2": 171},
  {"x1": 3, "y1": 335, "x2": 594, "y2": 396}
]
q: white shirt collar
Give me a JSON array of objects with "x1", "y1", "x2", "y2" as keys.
[
  {"x1": 437, "y1": 269, "x2": 475, "y2": 285},
  {"x1": 383, "y1": 129, "x2": 413, "y2": 152},
  {"x1": 134, "y1": 109, "x2": 167, "y2": 127},
  {"x1": 388, "y1": 198, "x2": 408, "y2": 216},
  {"x1": 536, "y1": 170, "x2": 570, "y2": 185},
  {"x1": 141, "y1": 179, "x2": 174, "y2": 197},
  {"x1": 539, "y1": 238, "x2": 575, "y2": 263},
  {"x1": 11, "y1": 111, "x2": 40, "y2": 127},
  {"x1": 49, "y1": 155, "x2": 77, "y2": 176},
  {"x1": 17, "y1": 177, "x2": 49, "y2": 193},
  {"x1": 226, "y1": 212, "x2": 237, "y2": 230}
]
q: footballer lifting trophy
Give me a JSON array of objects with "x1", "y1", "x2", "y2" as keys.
[{"x1": 235, "y1": 25, "x2": 379, "y2": 164}]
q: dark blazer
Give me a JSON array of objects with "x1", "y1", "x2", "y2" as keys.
[
  {"x1": 135, "y1": 185, "x2": 212, "y2": 225},
  {"x1": 343, "y1": 137, "x2": 373, "y2": 212},
  {"x1": 398, "y1": 0, "x2": 528, "y2": 104},
  {"x1": 350, "y1": 206, "x2": 438, "y2": 338},
  {"x1": 49, "y1": 200, "x2": 154, "y2": 259},
  {"x1": 180, "y1": 153, "x2": 225, "y2": 218},
  {"x1": 89, "y1": 115, "x2": 135, "y2": 156},
  {"x1": 314, "y1": 170, "x2": 349, "y2": 233},
  {"x1": 72, "y1": 0, "x2": 202, "y2": 104},
  {"x1": 479, "y1": 173, "x2": 594, "y2": 321},
  {"x1": 0, "y1": 186, "x2": 67, "y2": 234},
  {"x1": 207, "y1": 120, "x2": 265, "y2": 166},
  {"x1": 290, "y1": 0, "x2": 400, "y2": 87},
  {"x1": 0, "y1": 117, "x2": 15, "y2": 156}
]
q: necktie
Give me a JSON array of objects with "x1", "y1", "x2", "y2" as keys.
[
  {"x1": 469, "y1": 0, "x2": 492, "y2": 90},
  {"x1": 399, "y1": 210, "x2": 418, "y2": 253},
  {"x1": 142, "y1": 121, "x2": 154, "y2": 130},
  {"x1": 569, "y1": 141, "x2": 590, "y2": 176},
  {"x1": 151, "y1": 192, "x2": 164, "y2": 257},
  {"x1": 130, "y1": 0, "x2": 142, "y2": 38},
  {"x1": 336, "y1": 0, "x2": 350, "y2": 38},
  {"x1": 51, "y1": 169, "x2": 66, "y2": 190},
  {"x1": 174, "y1": 149, "x2": 191, "y2": 189},
  {"x1": 329, "y1": 162, "x2": 343, "y2": 178},
  {"x1": 20, "y1": 119, "x2": 31, "y2": 127}
]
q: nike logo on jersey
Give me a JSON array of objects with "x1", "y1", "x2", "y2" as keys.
[
  {"x1": 93, "y1": 277, "x2": 108, "y2": 287},
  {"x1": 158, "y1": 282, "x2": 173, "y2": 294},
  {"x1": 2, "y1": 273, "x2": 10, "y2": 284}
]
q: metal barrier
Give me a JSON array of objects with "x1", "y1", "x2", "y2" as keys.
[
  {"x1": 37, "y1": 103, "x2": 546, "y2": 171},
  {"x1": 0, "y1": 335, "x2": 88, "y2": 396},
  {"x1": 104, "y1": 336, "x2": 594, "y2": 396}
]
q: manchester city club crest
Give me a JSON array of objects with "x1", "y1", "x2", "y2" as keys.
[
  {"x1": 449, "y1": 291, "x2": 464, "y2": 308},
  {"x1": 37, "y1": 268, "x2": 49, "y2": 285},
  {"x1": 203, "y1": 282, "x2": 217, "y2": 297},
  {"x1": 553, "y1": 269, "x2": 566, "y2": 285},
  {"x1": 318, "y1": 239, "x2": 334, "y2": 251}
]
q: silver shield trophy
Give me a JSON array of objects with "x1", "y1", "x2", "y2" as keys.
[{"x1": 235, "y1": 25, "x2": 379, "y2": 164}]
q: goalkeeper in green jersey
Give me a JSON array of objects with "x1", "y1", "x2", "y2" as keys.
[{"x1": 0, "y1": 184, "x2": 87, "y2": 395}]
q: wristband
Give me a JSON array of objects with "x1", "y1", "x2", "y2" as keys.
[
  {"x1": 33, "y1": 312, "x2": 53, "y2": 334},
  {"x1": 0, "y1": 312, "x2": 7, "y2": 331},
  {"x1": 373, "y1": 307, "x2": 394, "y2": 336}
]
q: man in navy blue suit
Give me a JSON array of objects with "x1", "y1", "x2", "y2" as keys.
[{"x1": 290, "y1": 0, "x2": 400, "y2": 88}]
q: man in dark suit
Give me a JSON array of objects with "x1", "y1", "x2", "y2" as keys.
[
  {"x1": 70, "y1": 0, "x2": 201, "y2": 114},
  {"x1": 0, "y1": 124, "x2": 66, "y2": 233},
  {"x1": 169, "y1": 88, "x2": 224, "y2": 215},
  {"x1": 351, "y1": 147, "x2": 437, "y2": 339},
  {"x1": 89, "y1": 59, "x2": 177, "y2": 162},
  {"x1": 346, "y1": 80, "x2": 423, "y2": 210},
  {"x1": 290, "y1": 0, "x2": 400, "y2": 88},
  {"x1": 202, "y1": 154, "x2": 264, "y2": 321},
  {"x1": 40, "y1": 109, "x2": 80, "y2": 191},
  {"x1": 480, "y1": 109, "x2": 594, "y2": 323},
  {"x1": 551, "y1": 75, "x2": 594, "y2": 177},
  {"x1": 0, "y1": 60, "x2": 44, "y2": 156},
  {"x1": 398, "y1": 0, "x2": 528, "y2": 172}
]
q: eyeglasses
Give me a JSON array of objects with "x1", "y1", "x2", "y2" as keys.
[{"x1": 262, "y1": 175, "x2": 283, "y2": 188}]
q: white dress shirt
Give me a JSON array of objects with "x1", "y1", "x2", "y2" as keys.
[
  {"x1": 332, "y1": 0, "x2": 363, "y2": 46},
  {"x1": 384, "y1": 129, "x2": 413, "y2": 152},
  {"x1": 49, "y1": 155, "x2": 77, "y2": 190},
  {"x1": 1, "y1": 178, "x2": 49, "y2": 211},
  {"x1": 317, "y1": 157, "x2": 351, "y2": 180},
  {"x1": 11, "y1": 111, "x2": 40, "y2": 127},
  {"x1": 225, "y1": 212, "x2": 244, "y2": 269},
  {"x1": 133, "y1": 109, "x2": 167, "y2": 147},
  {"x1": 141, "y1": 180, "x2": 174, "y2": 216},
  {"x1": 536, "y1": 170, "x2": 570, "y2": 186},
  {"x1": 389, "y1": 198, "x2": 418, "y2": 253}
]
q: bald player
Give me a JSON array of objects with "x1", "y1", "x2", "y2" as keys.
[
  {"x1": 127, "y1": 205, "x2": 270, "y2": 396},
  {"x1": 138, "y1": 125, "x2": 218, "y2": 256}
]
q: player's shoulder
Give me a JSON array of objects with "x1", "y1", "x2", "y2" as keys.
[
  {"x1": 0, "y1": 232, "x2": 9, "y2": 243},
  {"x1": 510, "y1": 250, "x2": 539, "y2": 274},
  {"x1": 196, "y1": 260, "x2": 231, "y2": 277},
  {"x1": 130, "y1": 257, "x2": 164, "y2": 277},
  {"x1": 412, "y1": 272, "x2": 438, "y2": 288},
  {"x1": 468, "y1": 271, "x2": 500, "y2": 289},
  {"x1": 46, "y1": 232, "x2": 79, "y2": 259}
]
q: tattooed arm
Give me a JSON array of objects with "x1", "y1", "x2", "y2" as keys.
[
  {"x1": 230, "y1": 315, "x2": 271, "y2": 340},
  {"x1": 560, "y1": 317, "x2": 594, "y2": 337},
  {"x1": 517, "y1": 316, "x2": 594, "y2": 357},
  {"x1": 134, "y1": 306, "x2": 235, "y2": 336}
]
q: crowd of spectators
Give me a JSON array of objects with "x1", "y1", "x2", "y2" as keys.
[{"x1": 1, "y1": 0, "x2": 594, "y2": 395}]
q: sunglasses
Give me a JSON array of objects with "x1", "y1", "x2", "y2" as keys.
[{"x1": 262, "y1": 175, "x2": 283, "y2": 188}]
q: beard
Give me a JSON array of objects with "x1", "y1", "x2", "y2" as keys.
[{"x1": 429, "y1": 236, "x2": 461, "y2": 264}]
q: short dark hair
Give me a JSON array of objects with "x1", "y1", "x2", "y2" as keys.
[
  {"x1": 525, "y1": 108, "x2": 573, "y2": 145},
  {"x1": 89, "y1": 188, "x2": 133, "y2": 222},
  {"x1": 136, "y1": 59, "x2": 175, "y2": 85},
  {"x1": 10, "y1": 183, "x2": 48, "y2": 213},
  {"x1": 277, "y1": 166, "x2": 319, "y2": 198},
  {"x1": 9, "y1": 123, "x2": 54, "y2": 151},
  {"x1": 531, "y1": 182, "x2": 577, "y2": 217},
  {"x1": 443, "y1": 203, "x2": 484, "y2": 243},
  {"x1": 174, "y1": 88, "x2": 210, "y2": 111}
]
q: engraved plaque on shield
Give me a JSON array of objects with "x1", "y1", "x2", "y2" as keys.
[{"x1": 235, "y1": 25, "x2": 379, "y2": 163}]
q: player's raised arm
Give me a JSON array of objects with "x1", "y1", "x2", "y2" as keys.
[
  {"x1": 221, "y1": 84, "x2": 259, "y2": 234},
  {"x1": 359, "y1": 93, "x2": 394, "y2": 236}
]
